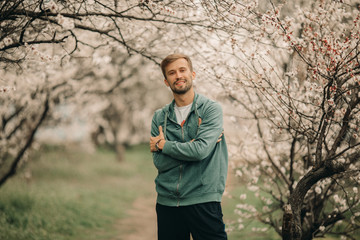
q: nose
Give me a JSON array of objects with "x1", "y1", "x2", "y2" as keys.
[{"x1": 175, "y1": 71, "x2": 182, "y2": 79}]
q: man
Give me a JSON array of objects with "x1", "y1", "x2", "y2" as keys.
[{"x1": 149, "y1": 53, "x2": 228, "y2": 240}]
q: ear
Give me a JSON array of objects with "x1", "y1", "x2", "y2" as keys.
[
  {"x1": 164, "y1": 78, "x2": 170, "y2": 87},
  {"x1": 192, "y1": 71, "x2": 196, "y2": 79}
]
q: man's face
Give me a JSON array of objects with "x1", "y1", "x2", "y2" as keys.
[{"x1": 164, "y1": 58, "x2": 195, "y2": 95}]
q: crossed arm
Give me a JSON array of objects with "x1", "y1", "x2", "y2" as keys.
[
  {"x1": 150, "y1": 125, "x2": 223, "y2": 152},
  {"x1": 150, "y1": 125, "x2": 223, "y2": 173},
  {"x1": 150, "y1": 103, "x2": 224, "y2": 172}
]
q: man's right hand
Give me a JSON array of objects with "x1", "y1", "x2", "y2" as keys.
[{"x1": 150, "y1": 126, "x2": 166, "y2": 152}]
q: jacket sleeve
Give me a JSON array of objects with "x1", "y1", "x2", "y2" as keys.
[
  {"x1": 161, "y1": 102, "x2": 223, "y2": 161},
  {"x1": 151, "y1": 111, "x2": 183, "y2": 172}
]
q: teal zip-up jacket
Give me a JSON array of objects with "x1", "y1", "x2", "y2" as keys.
[{"x1": 151, "y1": 93, "x2": 228, "y2": 207}]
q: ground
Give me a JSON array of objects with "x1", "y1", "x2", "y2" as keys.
[{"x1": 114, "y1": 193, "x2": 157, "y2": 240}]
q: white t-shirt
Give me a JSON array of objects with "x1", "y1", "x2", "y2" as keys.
[{"x1": 174, "y1": 103, "x2": 193, "y2": 125}]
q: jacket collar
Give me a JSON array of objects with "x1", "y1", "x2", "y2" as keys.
[
  {"x1": 165, "y1": 93, "x2": 205, "y2": 116},
  {"x1": 162, "y1": 93, "x2": 204, "y2": 138}
]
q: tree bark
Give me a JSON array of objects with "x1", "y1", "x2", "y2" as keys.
[
  {"x1": 282, "y1": 164, "x2": 338, "y2": 240},
  {"x1": 115, "y1": 143, "x2": 125, "y2": 162},
  {"x1": 0, "y1": 98, "x2": 49, "y2": 187}
]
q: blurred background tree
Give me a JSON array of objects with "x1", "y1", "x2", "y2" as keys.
[{"x1": 0, "y1": 0, "x2": 202, "y2": 186}]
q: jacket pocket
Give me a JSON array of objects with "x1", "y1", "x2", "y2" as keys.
[
  {"x1": 179, "y1": 162, "x2": 203, "y2": 197},
  {"x1": 155, "y1": 169, "x2": 179, "y2": 197},
  {"x1": 200, "y1": 155, "x2": 220, "y2": 192}
]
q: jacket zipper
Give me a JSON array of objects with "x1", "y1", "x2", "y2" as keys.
[
  {"x1": 176, "y1": 119, "x2": 186, "y2": 206},
  {"x1": 173, "y1": 106, "x2": 198, "y2": 207},
  {"x1": 176, "y1": 164, "x2": 183, "y2": 207}
]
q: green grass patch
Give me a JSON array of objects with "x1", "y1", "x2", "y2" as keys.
[
  {"x1": 0, "y1": 144, "x2": 156, "y2": 240},
  {"x1": 0, "y1": 144, "x2": 348, "y2": 240}
]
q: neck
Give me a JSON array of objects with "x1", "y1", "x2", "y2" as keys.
[{"x1": 173, "y1": 88, "x2": 195, "y2": 107}]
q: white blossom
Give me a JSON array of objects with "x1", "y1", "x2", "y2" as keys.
[
  {"x1": 56, "y1": 14, "x2": 75, "y2": 30},
  {"x1": 235, "y1": 170, "x2": 242, "y2": 177},
  {"x1": 240, "y1": 194, "x2": 247, "y2": 200},
  {"x1": 248, "y1": 185, "x2": 259, "y2": 192}
]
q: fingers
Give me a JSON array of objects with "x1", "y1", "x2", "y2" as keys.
[
  {"x1": 158, "y1": 125, "x2": 164, "y2": 139},
  {"x1": 149, "y1": 137, "x2": 154, "y2": 152},
  {"x1": 216, "y1": 131, "x2": 224, "y2": 143},
  {"x1": 149, "y1": 136, "x2": 159, "y2": 152}
]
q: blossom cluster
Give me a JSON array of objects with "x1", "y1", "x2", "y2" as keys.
[
  {"x1": 139, "y1": 0, "x2": 176, "y2": 15},
  {"x1": 0, "y1": 86, "x2": 16, "y2": 93},
  {"x1": 43, "y1": 0, "x2": 58, "y2": 13},
  {"x1": 56, "y1": 14, "x2": 75, "y2": 30},
  {"x1": 24, "y1": 43, "x2": 55, "y2": 62}
]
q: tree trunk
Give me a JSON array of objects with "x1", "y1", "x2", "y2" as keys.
[
  {"x1": 115, "y1": 143, "x2": 125, "y2": 162},
  {"x1": 281, "y1": 164, "x2": 338, "y2": 240},
  {"x1": 0, "y1": 98, "x2": 49, "y2": 187}
]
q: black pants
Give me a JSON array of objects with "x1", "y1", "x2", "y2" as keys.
[{"x1": 156, "y1": 202, "x2": 228, "y2": 240}]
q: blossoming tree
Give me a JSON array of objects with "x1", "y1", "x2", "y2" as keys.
[
  {"x1": 200, "y1": 0, "x2": 360, "y2": 239},
  {"x1": 1, "y1": 0, "x2": 359, "y2": 239},
  {"x1": 0, "y1": 0, "x2": 208, "y2": 186}
]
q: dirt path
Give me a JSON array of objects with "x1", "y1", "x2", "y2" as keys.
[
  {"x1": 113, "y1": 192, "x2": 157, "y2": 240},
  {"x1": 112, "y1": 171, "x2": 237, "y2": 240}
]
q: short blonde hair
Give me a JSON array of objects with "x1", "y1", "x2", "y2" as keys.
[{"x1": 160, "y1": 53, "x2": 193, "y2": 79}]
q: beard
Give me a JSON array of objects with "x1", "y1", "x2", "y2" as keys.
[{"x1": 169, "y1": 78, "x2": 193, "y2": 95}]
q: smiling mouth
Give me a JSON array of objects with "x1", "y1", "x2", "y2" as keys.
[{"x1": 175, "y1": 80, "x2": 186, "y2": 86}]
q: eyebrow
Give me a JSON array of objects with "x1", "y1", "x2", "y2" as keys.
[
  {"x1": 166, "y1": 66, "x2": 188, "y2": 75},
  {"x1": 168, "y1": 66, "x2": 187, "y2": 72}
]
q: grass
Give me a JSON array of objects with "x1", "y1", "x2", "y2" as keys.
[
  {"x1": 0, "y1": 144, "x2": 156, "y2": 240},
  {"x1": 0, "y1": 144, "x2": 345, "y2": 240}
]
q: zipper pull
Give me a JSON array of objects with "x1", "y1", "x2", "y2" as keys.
[{"x1": 181, "y1": 120, "x2": 185, "y2": 127}]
